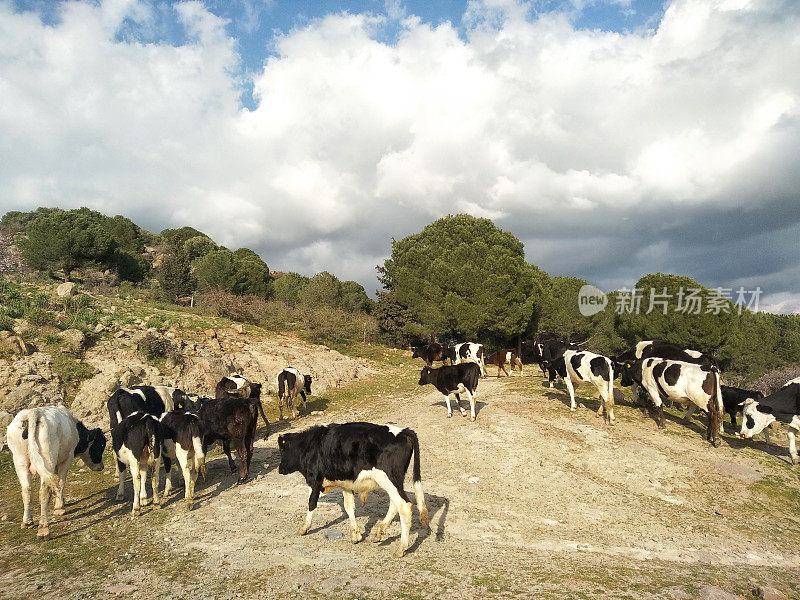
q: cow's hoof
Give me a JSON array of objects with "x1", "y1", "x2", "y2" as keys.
[
  {"x1": 712, "y1": 439, "x2": 721, "y2": 448},
  {"x1": 185, "y1": 501, "x2": 195, "y2": 511},
  {"x1": 447, "y1": 413, "x2": 452, "y2": 418},
  {"x1": 460, "y1": 411, "x2": 467, "y2": 418},
  {"x1": 115, "y1": 492, "x2": 125, "y2": 501},
  {"x1": 236, "y1": 477, "x2": 248, "y2": 485},
  {"x1": 393, "y1": 545, "x2": 406, "y2": 558},
  {"x1": 21, "y1": 521, "x2": 33, "y2": 529},
  {"x1": 140, "y1": 497, "x2": 150, "y2": 506},
  {"x1": 470, "y1": 416, "x2": 476, "y2": 422},
  {"x1": 299, "y1": 527, "x2": 310, "y2": 536},
  {"x1": 791, "y1": 457, "x2": 799, "y2": 466},
  {"x1": 350, "y1": 529, "x2": 362, "y2": 544},
  {"x1": 53, "y1": 508, "x2": 65, "y2": 516},
  {"x1": 37, "y1": 526, "x2": 50, "y2": 538}
]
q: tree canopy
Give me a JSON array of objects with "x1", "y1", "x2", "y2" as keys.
[{"x1": 379, "y1": 214, "x2": 542, "y2": 340}]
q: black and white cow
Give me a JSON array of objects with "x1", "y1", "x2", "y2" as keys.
[
  {"x1": 739, "y1": 383, "x2": 800, "y2": 465},
  {"x1": 538, "y1": 339, "x2": 579, "y2": 387},
  {"x1": 112, "y1": 412, "x2": 165, "y2": 515},
  {"x1": 527, "y1": 332, "x2": 567, "y2": 375},
  {"x1": 681, "y1": 385, "x2": 765, "y2": 436},
  {"x1": 107, "y1": 385, "x2": 190, "y2": 431},
  {"x1": 276, "y1": 367, "x2": 313, "y2": 420},
  {"x1": 277, "y1": 422, "x2": 429, "y2": 557},
  {"x1": 620, "y1": 358, "x2": 724, "y2": 446},
  {"x1": 418, "y1": 363, "x2": 481, "y2": 421},
  {"x1": 107, "y1": 385, "x2": 191, "y2": 498},
  {"x1": 7, "y1": 405, "x2": 105, "y2": 537},
  {"x1": 452, "y1": 342, "x2": 486, "y2": 377},
  {"x1": 543, "y1": 350, "x2": 616, "y2": 425},
  {"x1": 159, "y1": 411, "x2": 207, "y2": 510}
]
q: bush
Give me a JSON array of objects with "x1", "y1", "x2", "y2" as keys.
[
  {"x1": 138, "y1": 332, "x2": 176, "y2": 363},
  {"x1": 299, "y1": 304, "x2": 378, "y2": 346},
  {"x1": 749, "y1": 365, "x2": 800, "y2": 395},
  {"x1": 0, "y1": 312, "x2": 13, "y2": 332},
  {"x1": 198, "y1": 289, "x2": 294, "y2": 329}
]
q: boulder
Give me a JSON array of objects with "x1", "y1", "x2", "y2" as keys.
[
  {"x1": 59, "y1": 329, "x2": 86, "y2": 354},
  {"x1": 700, "y1": 586, "x2": 741, "y2": 600},
  {"x1": 56, "y1": 282, "x2": 77, "y2": 297},
  {"x1": 753, "y1": 586, "x2": 789, "y2": 600},
  {"x1": 0, "y1": 411, "x2": 13, "y2": 449}
]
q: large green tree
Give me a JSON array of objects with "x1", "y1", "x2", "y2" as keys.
[
  {"x1": 193, "y1": 247, "x2": 272, "y2": 297},
  {"x1": 19, "y1": 208, "x2": 118, "y2": 281},
  {"x1": 379, "y1": 214, "x2": 542, "y2": 340}
]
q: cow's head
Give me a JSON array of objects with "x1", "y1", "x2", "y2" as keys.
[
  {"x1": 418, "y1": 366, "x2": 434, "y2": 386},
  {"x1": 277, "y1": 433, "x2": 301, "y2": 475},
  {"x1": 303, "y1": 375, "x2": 312, "y2": 395},
  {"x1": 739, "y1": 398, "x2": 775, "y2": 438},
  {"x1": 411, "y1": 347, "x2": 423, "y2": 359},
  {"x1": 617, "y1": 360, "x2": 642, "y2": 387},
  {"x1": 74, "y1": 421, "x2": 106, "y2": 471},
  {"x1": 173, "y1": 389, "x2": 190, "y2": 411},
  {"x1": 249, "y1": 383, "x2": 263, "y2": 400}
]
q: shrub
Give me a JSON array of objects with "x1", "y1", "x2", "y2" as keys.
[
  {"x1": 298, "y1": 304, "x2": 378, "y2": 346},
  {"x1": 0, "y1": 312, "x2": 13, "y2": 332},
  {"x1": 138, "y1": 332, "x2": 176, "y2": 363},
  {"x1": 749, "y1": 365, "x2": 800, "y2": 395},
  {"x1": 198, "y1": 289, "x2": 294, "y2": 330}
]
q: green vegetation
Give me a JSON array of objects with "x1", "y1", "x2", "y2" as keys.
[{"x1": 379, "y1": 214, "x2": 543, "y2": 343}]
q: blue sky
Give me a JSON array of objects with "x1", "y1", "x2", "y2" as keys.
[{"x1": 2, "y1": 0, "x2": 800, "y2": 312}]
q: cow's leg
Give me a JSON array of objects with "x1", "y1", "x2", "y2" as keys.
[
  {"x1": 277, "y1": 395, "x2": 284, "y2": 421},
  {"x1": 175, "y1": 444, "x2": 194, "y2": 509},
  {"x1": 372, "y1": 501, "x2": 398, "y2": 542},
  {"x1": 37, "y1": 480, "x2": 52, "y2": 538},
  {"x1": 53, "y1": 457, "x2": 71, "y2": 516},
  {"x1": 371, "y1": 470, "x2": 413, "y2": 557},
  {"x1": 130, "y1": 459, "x2": 142, "y2": 516},
  {"x1": 788, "y1": 424, "x2": 799, "y2": 465},
  {"x1": 236, "y1": 437, "x2": 249, "y2": 484},
  {"x1": 454, "y1": 387, "x2": 468, "y2": 417},
  {"x1": 463, "y1": 388, "x2": 477, "y2": 422},
  {"x1": 151, "y1": 460, "x2": 161, "y2": 508},
  {"x1": 163, "y1": 461, "x2": 175, "y2": 497},
  {"x1": 12, "y1": 453, "x2": 34, "y2": 528},
  {"x1": 222, "y1": 440, "x2": 237, "y2": 473},
  {"x1": 681, "y1": 404, "x2": 697, "y2": 424},
  {"x1": 764, "y1": 427, "x2": 771, "y2": 445},
  {"x1": 342, "y1": 490, "x2": 361, "y2": 543},
  {"x1": 445, "y1": 393, "x2": 453, "y2": 418},
  {"x1": 565, "y1": 378, "x2": 577, "y2": 411},
  {"x1": 116, "y1": 457, "x2": 127, "y2": 501},
  {"x1": 300, "y1": 484, "x2": 322, "y2": 535},
  {"x1": 300, "y1": 390, "x2": 308, "y2": 413},
  {"x1": 656, "y1": 402, "x2": 666, "y2": 429}
]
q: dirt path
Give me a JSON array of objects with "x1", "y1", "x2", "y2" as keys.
[
  {"x1": 163, "y1": 374, "x2": 800, "y2": 599},
  {"x1": 2, "y1": 369, "x2": 799, "y2": 599}
]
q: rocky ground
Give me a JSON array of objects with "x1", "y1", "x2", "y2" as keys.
[{"x1": 1, "y1": 354, "x2": 799, "y2": 600}]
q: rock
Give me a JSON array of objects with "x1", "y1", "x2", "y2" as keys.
[
  {"x1": 0, "y1": 411, "x2": 12, "y2": 448},
  {"x1": 6, "y1": 335, "x2": 34, "y2": 356},
  {"x1": 753, "y1": 586, "x2": 789, "y2": 600},
  {"x1": 700, "y1": 586, "x2": 741, "y2": 600},
  {"x1": 205, "y1": 329, "x2": 217, "y2": 339},
  {"x1": 56, "y1": 282, "x2": 76, "y2": 297},
  {"x1": 234, "y1": 324, "x2": 246, "y2": 335},
  {"x1": 59, "y1": 329, "x2": 86, "y2": 354},
  {"x1": 12, "y1": 319, "x2": 30, "y2": 335},
  {"x1": 93, "y1": 323, "x2": 106, "y2": 334}
]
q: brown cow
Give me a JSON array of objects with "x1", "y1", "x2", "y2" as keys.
[{"x1": 485, "y1": 349, "x2": 524, "y2": 377}]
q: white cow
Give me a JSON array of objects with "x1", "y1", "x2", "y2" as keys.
[
  {"x1": 453, "y1": 342, "x2": 486, "y2": 377},
  {"x1": 546, "y1": 350, "x2": 616, "y2": 425},
  {"x1": 6, "y1": 405, "x2": 105, "y2": 537},
  {"x1": 740, "y1": 383, "x2": 800, "y2": 465}
]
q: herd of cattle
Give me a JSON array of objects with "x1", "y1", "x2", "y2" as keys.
[{"x1": 4, "y1": 335, "x2": 800, "y2": 558}]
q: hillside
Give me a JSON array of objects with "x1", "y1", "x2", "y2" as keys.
[{"x1": 0, "y1": 281, "x2": 373, "y2": 435}]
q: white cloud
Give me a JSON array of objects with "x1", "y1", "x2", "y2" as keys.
[{"x1": 1, "y1": 0, "x2": 799, "y2": 302}]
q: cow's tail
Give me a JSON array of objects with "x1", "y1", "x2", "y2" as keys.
[
  {"x1": 277, "y1": 373, "x2": 285, "y2": 400},
  {"x1": 142, "y1": 418, "x2": 160, "y2": 463},
  {"x1": 407, "y1": 429, "x2": 429, "y2": 527},
  {"x1": 709, "y1": 366, "x2": 724, "y2": 444},
  {"x1": 255, "y1": 398, "x2": 270, "y2": 434},
  {"x1": 189, "y1": 419, "x2": 207, "y2": 479},
  {"x1": 26, "y1": 411, "x2": 61, "y2": 491}
]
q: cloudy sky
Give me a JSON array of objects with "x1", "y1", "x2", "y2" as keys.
[{"x1": 1, "y1": 0, "x2": 799, "y2": 312}]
